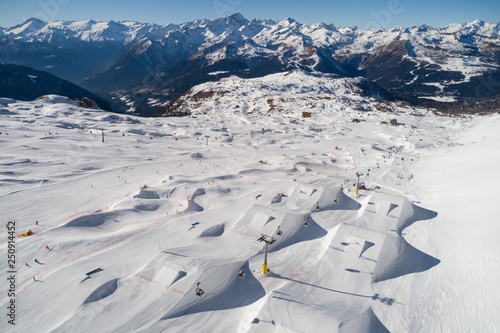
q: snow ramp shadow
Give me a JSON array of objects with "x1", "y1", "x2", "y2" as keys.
[
  {"x1": 161, "y1": 261, "x2": 265, "y2": 320},
  {"x1": 339, "y1": 307, "x2": 389, "y2": 333},
  {"x1": 185, "y1": 188, "x2": 205, "y2": 212},
  {"x1": 372, "y1": 235, "x2": 440, "y2": 282},
  {"x1": 63, "y1": 211, "x2": 118, "y2": 228},
  {"x1": 396, "y1": 202, "x2": 438, "y2": 235},
  {"x1": 83, "y1": 278, "x2": 119, "y2": 304}
]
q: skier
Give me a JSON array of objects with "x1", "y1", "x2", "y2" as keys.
[
  {"x1": 35, "y1": 221, "x2": 38, "y2": 225},
  {"x1": 277, "y1": 226, "x2": 282, "y2": 236},
  {"x1": 35, "y1": 259, "x2": 39, "y2": 264},
  {"x1": 45, "y1": 245, "x2": 50, "y2": 250}
]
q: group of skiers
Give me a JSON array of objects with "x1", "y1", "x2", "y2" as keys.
[{"x1": 24, "y1": 245, "x2": 50, "y2": 269}]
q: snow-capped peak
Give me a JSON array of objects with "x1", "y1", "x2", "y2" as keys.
[
  {"x1": 444, "y1": 20, "x2": 500, "y2": 37},
  {"x1": 226, "y1": 12, "x2": 249, "y2": 26},
  {"x1": 7, "y1": 17, "x2": 47, "y2": 36}
]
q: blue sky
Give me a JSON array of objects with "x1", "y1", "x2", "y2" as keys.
[{"x1": 1, "y1": 0, "x2": 499, "y2": 29}]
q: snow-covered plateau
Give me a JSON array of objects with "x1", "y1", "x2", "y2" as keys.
[{"x1": 0, "y1": 91, "x2": 499, "y2": 332}]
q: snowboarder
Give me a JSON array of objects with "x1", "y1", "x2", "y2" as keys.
[
  {"x1": 277, "y1": 226, "x2": 282, "y2": 236},
  {"x1": 304, "y1": 220, "x2": 309, "y2": 227}
]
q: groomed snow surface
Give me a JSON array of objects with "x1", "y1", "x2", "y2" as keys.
[{"x1": 0, "y1": 95, "x2": 499, "y2": 332}]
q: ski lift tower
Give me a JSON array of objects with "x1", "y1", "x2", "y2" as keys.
[
  {"x1": 258, "y1": 234, "x2": 276, "y2": 275},
  {"x1": 97, "y1": 128, "x2": 106, "y2": 143},
  {"x1": 355, "y1": 172, "x2": 363, "y2": 195}
]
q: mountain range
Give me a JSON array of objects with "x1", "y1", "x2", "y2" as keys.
[
  {"x1": 0, "y1": 63, "x2": 111, "y2": 110},
  {"x1": 1, "y1": 14, "x2": 499, "y2": 116}
]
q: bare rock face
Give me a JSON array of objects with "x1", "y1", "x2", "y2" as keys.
[{"x1": 78, "y1": 97, "x2": 99, "y2": 109}]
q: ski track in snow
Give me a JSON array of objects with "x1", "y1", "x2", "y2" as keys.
[{"x1": 0, "y1": 95, "x2": 499, "y2": 332}]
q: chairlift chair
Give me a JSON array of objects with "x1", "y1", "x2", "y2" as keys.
[
  {"x1": 238, "y1": 267, "x2": 246, "y2": 279},
  {"x1": 195, "y1": 282, "x2": 205, "y2": 297}
]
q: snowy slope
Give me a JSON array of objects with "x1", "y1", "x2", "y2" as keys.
[
  {"x1": 158, "y1": 70, "x2": 395, "y2": 117},
  {"x1": 0, "y1": 94, "x2": 499, "y2": 332}
]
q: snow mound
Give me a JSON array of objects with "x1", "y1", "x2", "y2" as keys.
[
  {"x1": 64, "y1": 212, "x2": 116, "y2": 227},
  {"x1": 199, "y1": 223, "x2": 225, "y2": 237},
  {"x1": 133, "y1": 189, "x2": 160, "y2": 199},
  {"x1": 133, "y1": 202, "x2": 161, "y2": 211},
  {"x1": 191, "y1": 152, "x2": 204, "y2": 159},
  {"x1": 83, "y1": 278, "x2": 119, "y2": 304}
]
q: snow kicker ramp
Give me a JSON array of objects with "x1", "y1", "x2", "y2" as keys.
[
  {"x1": 161, "y1": 260, "x2": 265, "y2": 320},
  {"x1": 355, "y1": 191, "x2": 440, "y2": 282},
  {"x1": 286, "y1": 180, "x2": 343, "y2": 212},
  {"x1": 231, "y1": 204, "x2": 327, "y2": 253},
  {"x1": 248, "y1": 223, "x2": 387, "y2": 333},
  {"x1": 359, "y1": 191, "x2": 438, "y2": 235},
  {"x1": 247, "y1": 191, "x2": 438, "y2": 332}
]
